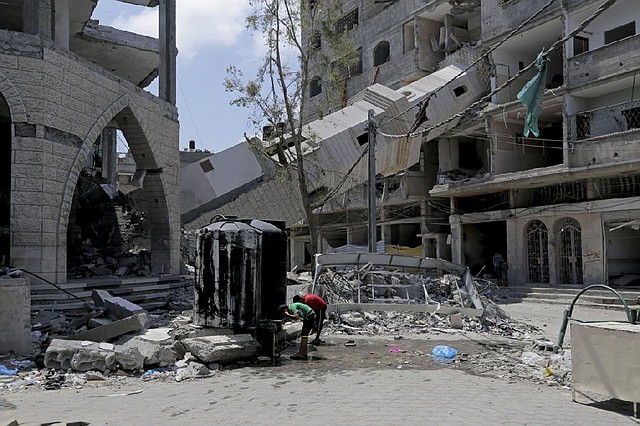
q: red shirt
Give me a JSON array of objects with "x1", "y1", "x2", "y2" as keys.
[{"x1": 302, "y1": 294, "x2": 327, "y2": 310}]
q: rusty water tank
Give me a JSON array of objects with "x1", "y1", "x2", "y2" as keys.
[{"x1": 194, "y1": 218, "x2": 287, "y2": 329}]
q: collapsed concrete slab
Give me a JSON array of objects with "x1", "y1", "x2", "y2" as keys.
[
  {"x1": 70, "y1": 313, "x2": 148, "y2": 342},
  {"x1": 118, "y1": 328, "x2": 176, "y2": 367},
  {"x1": 180, "y1": 335, "x2": 258, "y2": 363},
  {"x1": 44, "y1": 339, "x2": 144, "y2": 372},
  {"x1": 91, "y1": 289, "x2": 145, "y2": 319}
]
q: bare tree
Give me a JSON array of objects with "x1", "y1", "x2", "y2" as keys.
[{"x1": 225, "y1": 0, "x2": 358, "y2": 256}]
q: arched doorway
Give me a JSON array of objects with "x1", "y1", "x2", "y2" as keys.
[
  {"x1": 556, "y1": 217, "x2": 583, "y2": 285},
  {"x1": 65, "y1": 104, "x2": 172, "y2": 278},
  {"x1": 526, "y1": 219, "x2": 549, "y2": 283}
]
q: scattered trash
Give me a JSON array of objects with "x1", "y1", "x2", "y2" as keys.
[
  {"x1": 344, "y1": 340, "x2": 356, "y2": 347},
  {"x1": 521, "y1": 351, "x2": 547, "y2": 367},
  {"x1": 431, "y1": 345, "x2": 458, "y2": 364},
  {"x1": 389, "y1": 347, "x2": 403, "y2": 353},
  {"x1": 0, "y1": 365, "x2": 18, "y2": 376}
]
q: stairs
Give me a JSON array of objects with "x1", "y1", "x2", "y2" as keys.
[
  {"x1": 507, "y1": 285, "x2": 640, "y2": 310},
  {"x1": 30, "y1": 275, "x2": 194, "y2": 314}
]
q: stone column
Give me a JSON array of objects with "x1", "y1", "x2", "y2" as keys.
[
  {"x1": 53, "y1": 0, "x2": 69, "y2": 49},
  {"x1": 23, "y1": 0, "x2": 53, "y2": 38},
  {"x1": 101, "y1": 125, "x2": 118, "y2": 186},
  {"x1": 159, "y1": 0, "x2": 177, "y2": 105}
]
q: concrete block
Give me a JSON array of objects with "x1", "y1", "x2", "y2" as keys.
[
  {"x1": 0, "y1": 277, "x2": 31, "y2": 355},
  {"x1": 180, "y1": 334, "x2": 258, "y2": 364},
  {"x1": 44, "y1": 339, "x2": 144, "y2": 372},
  {"x1": 70, "y1": 313, "x2": 148, "y2": 342},
  {"x1": 450, "y1": 313, "x2": 463, "y2": 329},
  {"x1": 91, "y1": 289, "x2": 112, "y2": 307},
  {"x1": 118, "y1": 328, "x2": 176, "y2": 367},
  {"x1": 104, "y1": 296, "x2": 145, "y2": 319}
]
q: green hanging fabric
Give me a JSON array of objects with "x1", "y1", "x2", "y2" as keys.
[{"x1": 517, "y1": 50, "x2": 550, "y2": 137}]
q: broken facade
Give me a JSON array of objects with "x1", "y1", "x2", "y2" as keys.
[{"x1": 0, "y1": 0, "x2": 180, "y2": 283}]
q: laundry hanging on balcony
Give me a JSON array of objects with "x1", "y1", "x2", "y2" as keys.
[{"x1": 517, "y1": 50, "x2": 550, "y2": 137}]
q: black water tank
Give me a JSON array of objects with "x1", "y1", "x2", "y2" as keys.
[
  {"x1": 194, "y1": 220, "x2": 260, "y2": 329},
  {"x1": 246, "y1": 220, "x2": 287, "y2": 320}
]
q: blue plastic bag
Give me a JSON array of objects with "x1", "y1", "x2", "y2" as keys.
[
  {"x1": 0, "y1": 365, "x2": 18, "y2": 376},
  {"x1": 431, "y1": 345, "x2": 458, "y2": 364}
]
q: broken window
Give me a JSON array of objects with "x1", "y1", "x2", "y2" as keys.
[
  {"x1": 373, "y1": 41, "x2": 390, "y2": 66},
  {"x1": 573, "y1": 36, "x2": 589, "y2": 55},
  {"x1": 604, "y1": 21, "x2": 635, "y2": 45},
  {"x1": 335, "y1": 8, "x2": 358, "y2": 34},
  {"x1": 310, "y1": 77, "x2": 322, "y2": 97},
  {"x1": 356, "y1": 132, "x2": 368, "y2": 146},
  {"x1": 453, "y1": 85, "x2": 467, "y2": 97},
  {"x1": 622, "y1": 107, "x2": 640, "y2": 130},
  {"x1": 526, "y1": 220, "x2": 549, "y2": 283},
  {"x1": 576, "y1": 114, "x2": 591, "y2": 140},
  {"x1": 556, "y1": 218, "x2": 583, "y2": 285}
]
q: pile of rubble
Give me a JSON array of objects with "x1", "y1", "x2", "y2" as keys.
[
  {"x1": 0, "y1": 290, "x2": 269, "y2": 392},
  {"x1": 67, "y1": 247, "x2": 154, "y2": 279}
]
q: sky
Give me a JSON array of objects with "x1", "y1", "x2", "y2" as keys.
[{"x1": 92, "y1": 0, "x2": 264, "y2": 153}]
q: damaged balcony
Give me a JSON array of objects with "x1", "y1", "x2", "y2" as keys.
[
  {"x1": 568, "y1": 98, "x2": 640, "y2": 168},
  {"x1": 566, "y1": 0, "x2": 640, "y2": 88}
]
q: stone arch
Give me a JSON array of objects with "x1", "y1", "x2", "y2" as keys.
[
  {"x1": 0, "y1": 69, "x2": 28, "y2": 123},
  {"x1": 58, "y1": 95, "x2": 173, "y2": 276}
]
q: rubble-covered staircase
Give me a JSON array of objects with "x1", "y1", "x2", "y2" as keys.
[
  {"x1": 508, "y1": 285, "x2": 640, "y2": 310},
  {"x1": 30, "y1": 275, "x2": 194, "y2": 314}
]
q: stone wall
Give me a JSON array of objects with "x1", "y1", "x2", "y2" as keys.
[{"x1": 0, "y1": 30, "x2": 180, "y2": 282}]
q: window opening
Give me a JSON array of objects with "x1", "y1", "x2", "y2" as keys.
[
  {"x1": 557, "y1": 217, "x2": 583, "y2": 285},
  {"x1": 453, "y1": 85, "x2": 467, "y2": 97},
  {"x1": 573, "y1": 36, "x2": 589, "y2": 55},
  {"x1": 373, "y1": 41, "x2": 390, "y2": 66},
  {"x1": 526, "y1": 220, "x2": 549, "y2": 283},
  {"x1": 335, "y1": 8, "x2": 359, "y2": 34},
  {"x1": 604, "y1": 21, "x2": 635, "y2": 45},
  {"x1": 310, "y1": 77, "x2": 322, "y2": 97}
]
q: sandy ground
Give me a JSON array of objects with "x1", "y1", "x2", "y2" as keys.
[{"x1": 1, "y1": 301, "x2": 638, "y2": 425}]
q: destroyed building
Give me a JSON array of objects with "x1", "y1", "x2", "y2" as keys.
[
  {"x1": 0, "y1": 0, "x2": 180, "y2": 285},
  {"x1": 183, "y1": 0, "x2": 640, "y2": 288}
]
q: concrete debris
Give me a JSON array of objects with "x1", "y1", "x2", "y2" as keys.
[
  {"x1": 175, "y1": 362, "x2": 213, "y2": 382},
  {"x1": 70, "y1": 313, "x2": 148, "y2": 343},
  {"x1": 180, "y1": 335, "x2": 258, "y2": 364},
  {"x1": 117, "y1": 328, "x2": 176, "y2": 367},
  {"x1": 44, "y1": 339, "x2": 144, "y2": 372},
  {"x1": 91, "y1": 289, "x2": 145, "y2": 319}
]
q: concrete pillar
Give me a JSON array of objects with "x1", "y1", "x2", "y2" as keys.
[
  {"x1": 23, "y1": 0, "x2": 53, "y2": 38},
  {"x1": 450, "y1": 218, "x2": 464, "y2": 265},
  {"x1": 0, "y1": 278, "x2": 31, "y2": 355},
  {"x1": 159, "y1": 0, "x2": 177, "y2": 105},
  {"x1": 101, "y1": 126, "x2": 118, "y2": 186},
  {"x1": 53, "y1": 0, "x2": 69, "y2": 49}
]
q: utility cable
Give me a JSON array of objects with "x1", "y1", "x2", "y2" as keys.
[{"x1": 378, "y1": 0, "x2": 619, "y2": 139}]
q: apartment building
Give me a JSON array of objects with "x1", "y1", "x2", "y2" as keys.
[{"x1": 300, "y1": 0, "x2": 640, "y2": 287}]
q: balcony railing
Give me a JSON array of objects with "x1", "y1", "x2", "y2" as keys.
[{"x1": 569, "y1": 99, "x2": 640, "y2": 141}]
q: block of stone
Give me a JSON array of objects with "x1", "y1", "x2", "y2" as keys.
[
  {"x1": 88, "y1": 318, "x2": 113, "y2": 329},
  {"x1": 180, "y1": 334, "x2": 258, "y2": 363},
  {"x1": 44, "y1": 339, "x2": 144, "y2": 372},
  {"x1": 104, "y1": 296, "x2": 145, "y2": 320},
  {"x1": 450, "y1": 313, "x2": 463, "y2": 329},
  {"x1": 118, "y1": 328, "x2": 176, "y2": 367},
  {"x1": 70, "y1": 313, "x2": 148, "y2": 342},
  {"x1": 91, "y1": 289, "x2": 112, "y2": 307}
]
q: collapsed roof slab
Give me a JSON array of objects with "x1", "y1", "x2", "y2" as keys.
[{"x1": 70, "y1": 21, "x2": 159, "y2": 87}]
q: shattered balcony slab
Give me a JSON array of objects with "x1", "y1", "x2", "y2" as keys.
[{"x1": 70, "y1": 20, "x2": 159, "y2": 87}]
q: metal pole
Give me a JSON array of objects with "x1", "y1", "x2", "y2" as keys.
[{"x1": 367, "y1": 109, "x2": 377, "y2": 253}]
